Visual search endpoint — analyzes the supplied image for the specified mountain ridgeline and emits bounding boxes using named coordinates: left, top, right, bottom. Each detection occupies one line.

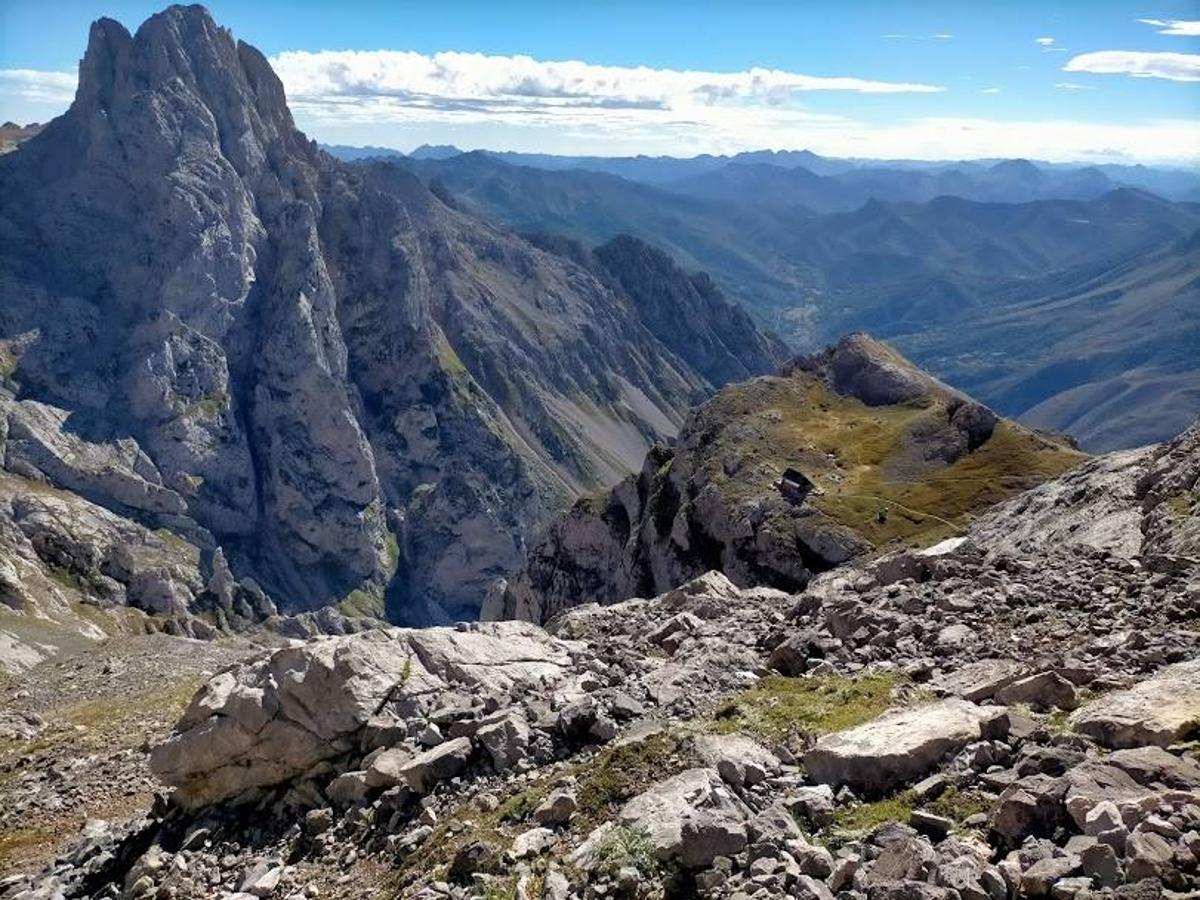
left=393, top=151, right=1200, bottom=451
left=0, top=5, right=785, bottom=626
left=491, top=334, right=1083, bottom=623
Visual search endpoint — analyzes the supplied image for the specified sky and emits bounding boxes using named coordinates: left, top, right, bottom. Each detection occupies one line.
left=1, top=0, right=1199, bottom=164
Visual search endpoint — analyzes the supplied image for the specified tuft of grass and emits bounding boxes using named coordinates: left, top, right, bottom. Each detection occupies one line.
left=926, top=786, right=993, bottom=824
left=496, top=785, right=548, bottom=824
left=594, top=826, right=658, bottom=878
left=828, top=791, right=915, bottom=838
left=710, top=673, right=899, bottom=744
left=575, top=732, right=694, bottom=826
left=481, top=877, right=517, bottom=900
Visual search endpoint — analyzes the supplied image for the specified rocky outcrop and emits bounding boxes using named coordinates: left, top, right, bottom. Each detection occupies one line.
left=0, top=5, right=788, bottom=626
left=149, top=621, right=575, bottom=807
left=1139, top=421, right=1200, bottom=564
left=969, top=420, right=1200, bottom=569
left=1068, top=659, right=1200, bottom=749
left=494, top=334, right=1081, bottom=622
left=966, top=446, right=1152, bottom=558
left=618, top=768, right=750, bottom=868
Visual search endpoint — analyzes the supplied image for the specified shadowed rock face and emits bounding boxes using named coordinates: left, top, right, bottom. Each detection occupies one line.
left=0, top=5, right=783, bottom=623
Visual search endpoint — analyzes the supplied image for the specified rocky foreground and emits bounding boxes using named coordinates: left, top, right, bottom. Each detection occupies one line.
left=1, top=425, right=1197, bottom=900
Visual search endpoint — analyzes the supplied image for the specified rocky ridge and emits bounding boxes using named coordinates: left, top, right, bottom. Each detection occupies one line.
left=491, top=333, right=1082, bottom=623
left=2, top=422, right=1195, bottom=899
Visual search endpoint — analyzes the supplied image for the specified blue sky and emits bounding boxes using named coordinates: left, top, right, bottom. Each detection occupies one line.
left=2, top=0, right=1198, bottom=162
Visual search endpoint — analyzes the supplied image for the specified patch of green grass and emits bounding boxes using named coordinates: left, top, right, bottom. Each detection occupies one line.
left=338, top=588, right=384, bottom=619
left=926, top=786, right=993, bottom=824
left=384, top=532, right=400, bottom=577
left=575, top=731, right=695, bottom=825
left=184, top=392, right=227, bottom=418
left=481, top=877, right=517, bottom=900
left=1165, top=491, right=1196, bottom=518
left=496, top=784, right=548, bottom=824
left=711, top=673, right=899, bottom=744
left=153, top=528, right=200, bottom=562
left=0, top=678, right=203, bottom=763
left=435, top=332, right=469, bottom=379
left=828, top=791, right=915, bottom=837
left=46, top=567, right=85, bottom=594
left=0, top=825, right=57, bottom=861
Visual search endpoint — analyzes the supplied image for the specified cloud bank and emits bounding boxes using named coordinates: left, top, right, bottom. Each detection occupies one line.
left=2, top=51, right=1197, bottom=164
left=1064, top=50, right=1200, bottom=82
left=0, top=69, right=77, bottom=105
left=1138, top=18, right=1200, bottom=36
left=268, top=49, right=945, bottom=121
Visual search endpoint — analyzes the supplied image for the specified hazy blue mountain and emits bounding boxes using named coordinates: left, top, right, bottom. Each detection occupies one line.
left=391, top=152, right=1200, bottom=448
left=408, top=143, right=464, bottom=160
left=320, top=143, right=406, bottom=161
left=895, top=230, right=1200, bottom=451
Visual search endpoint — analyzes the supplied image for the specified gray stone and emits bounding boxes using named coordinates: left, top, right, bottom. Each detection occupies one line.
left=804, top=699, right=1008, bottom=793
left=1069, top=660, right=1200, bottom=749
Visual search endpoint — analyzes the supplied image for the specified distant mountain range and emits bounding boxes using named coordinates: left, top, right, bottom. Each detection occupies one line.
left=377, top=149, right=1200, bottom=451
left=323, top=142, right=1200, bottom=201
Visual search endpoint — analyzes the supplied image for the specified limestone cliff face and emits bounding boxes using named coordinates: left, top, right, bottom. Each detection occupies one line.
left=494, top=334, right=1084, bottom=623
left=0, top=6, right=779, bottom=622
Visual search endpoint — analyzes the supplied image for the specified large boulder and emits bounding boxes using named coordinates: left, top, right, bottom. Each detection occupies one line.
left=804, top=699, right=1009, bottom=794
left=150, top=622, right=573, bottom=807
left=1068, top=659, right=1200, bottom=749
left=619, top=768, right=749, bottom=867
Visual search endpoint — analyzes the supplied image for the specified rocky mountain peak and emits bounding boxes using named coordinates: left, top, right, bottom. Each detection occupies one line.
left=0, top=4, right=793, bottom=628
left=787, top=331, right=961, bottom=407
left=69, top=4, right=307, bottom=177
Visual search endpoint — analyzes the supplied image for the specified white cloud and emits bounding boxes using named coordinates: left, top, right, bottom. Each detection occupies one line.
left=0, top=69, right=76, bottom=104
left=981, top=87, right=1002, bottom=93
left=1064, top=50, right=1200, bottom=82
left=1138, top=18, right=1200, bottom=36
left=1055, top=82, right=1093, bottom=90
left=1036, top=37, right=1056, bottom=46
left=2, top=53, right=1197, bottom=166
left=268, top=50, right=944, bottom=129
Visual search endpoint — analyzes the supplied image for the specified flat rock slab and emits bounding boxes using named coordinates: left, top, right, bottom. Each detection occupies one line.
left=1068, top=659, right=1200, bottom=749
left=930, top=659, right=1025, bottom=702
left=804, top=698, right=1009, bottom=794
